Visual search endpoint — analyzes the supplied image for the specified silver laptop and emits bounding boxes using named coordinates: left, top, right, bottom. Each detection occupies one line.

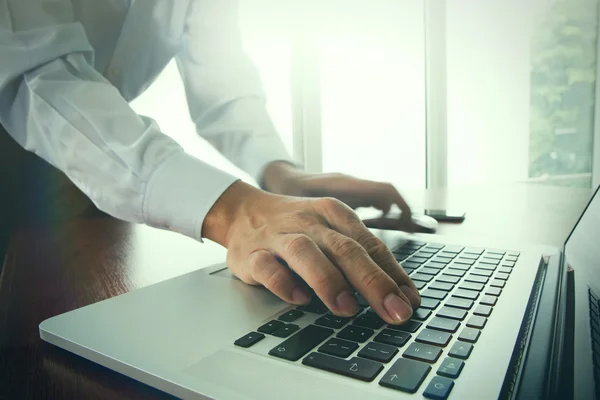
left=39, top=187, right=600, bottom=399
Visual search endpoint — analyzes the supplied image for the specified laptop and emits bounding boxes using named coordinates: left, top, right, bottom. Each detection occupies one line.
left=39, top=186, right=600, bottom=399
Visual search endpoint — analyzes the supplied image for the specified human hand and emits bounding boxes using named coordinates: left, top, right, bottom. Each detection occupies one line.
left=202, top=181, right=421, bottom=324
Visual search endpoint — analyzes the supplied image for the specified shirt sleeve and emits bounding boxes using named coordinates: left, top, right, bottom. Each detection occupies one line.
left=0, top=7, right=239, bottom=241
left=175, top=0, right=296, bottom=184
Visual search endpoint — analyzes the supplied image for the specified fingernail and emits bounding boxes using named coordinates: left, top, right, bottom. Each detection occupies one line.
left=400, top=285, right=421, bottom=308
left=292, top=287, right=310, bottom=304
left=383, top=293, right=413, bottom=323
left=336, top=290, right=358, bottom=314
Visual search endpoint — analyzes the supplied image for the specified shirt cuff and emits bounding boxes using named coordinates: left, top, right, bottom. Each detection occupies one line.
left=143, top=151, right=239, bottom=242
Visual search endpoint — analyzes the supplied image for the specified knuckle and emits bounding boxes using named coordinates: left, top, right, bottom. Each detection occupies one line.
left=356, top=231, right=385, bottom=253
left=329, top=234, right=364, bottom=260
left=265, top=266, right=289, bottom=293
left=285, top=234, right=314, bottom=259
left=317, top=197, right=344, bottom=212
left=361, top=268, right=387, bottom=290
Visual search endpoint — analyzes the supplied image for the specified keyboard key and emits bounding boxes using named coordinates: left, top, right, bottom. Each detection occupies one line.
left=427, top=243, right=445, bottom=249
left=454, top=258, right=475, bottom=265
left=445, top=297, right=474, bottom=310
left=482, top=253, right=502, bottom=260
left=464, top=247, right=484, bottom=255
left=436, top=306, right=467, bottom=321
left=485, top=287, right=502, bottom=296
left=412, top=308, right=432, bottom=321
left=403, top=342, right=443, bottom=363
left=443, top=269, right=466, bottom=277
left=234, top=332, right=265, bottom=348
left=472, top=268, right=494, bottom=277
left=355, top=293, right=369, bottom=308
left=422, top=289, right=448, bottom=300
left=315, top=314, right=352, bottom=329
left=459, top=282, right=484, bottom=291
left=388, top=320, right=422, bottom=333
left=453, top=289, right=480, bottom=301
left=297, top=299, right=328, bottom=314
left=424, top=376, right=454, bottom=400
left=459, top=253, right=480, bottom=260
left=458, top=327, right=481, bottom=343
left=303, top=352, right=383, bottom=382
left=420, top=298, right=441, bottom=309
left=467, top=316, right=487, bottom=329
left=505, top=255, right=518, bottom=262
left=408, top=256, right=430, bottom=264
left=416, top=328, right=452, bottom=347
left=272, top=324, right=300, bottom=338
left=379, top=358, right=431, bottom=393
left=269, top=324, right=333, bottom=361
left=358, top=342, right=399, bottom=363
left=412, top=273, right=434, bottom=283
left=496, top=272, right=510, bottom=281
left=395, top=254, right=408, bottom=262
left=480, top=295, right=498, bottom=306
left=414, top=280, right=427, bottom=290
left=436, top=275, right=461, bottom=284
left=474, top=305, right=493, bottom=317
left=427, top=261, right=448, bottom=269
left=490, top=279, right=506, bottom=288
left=475, top=263, right=497, bottom=271
left=487, top=250, right=506, bottom=256
left=353, top=312, right=385, bottom=330
left=502, top=261, right=516, bottom=267
left=427, top=317, right=461, bottom=333
left=498, top=267, right=512, bottom=274
left=431, top=258, right=451, bottom=265
left=420, top=267, right=441, bottom=276
left=258, top=320, right=286, bottom=334
left=448, top=341, right=473, bottom=359
left=278, top=309, right=304, bottom=322
left=337, top=326, right=374, bottom=343
left=428, top=282, right=454, bottom=292
left=393, top=247, right=416, bottom=256
left=507, top=251, right=520, bottom=257
left=415, top=251, right=435, bottom=258
left=465, top=274, right=489, bottom=284
left=449, top=263, right=471, bottom=271
left=373, top=329, right=411, bottom=347
left=437, top=252, right=457, bottom=260
left=437, top=357, right=465, bottom=379
left=442, top=246, right=464, bottom=254
left=318, top=338, right=359, bottom=358
left=402, top=261, right=422, bottom=269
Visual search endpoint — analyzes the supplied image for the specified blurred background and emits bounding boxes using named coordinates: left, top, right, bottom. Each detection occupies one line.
left=130, top=0, right=600, bottom=191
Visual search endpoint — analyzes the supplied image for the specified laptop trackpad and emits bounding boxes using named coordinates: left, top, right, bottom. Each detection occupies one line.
left=183, top=349, right=390, bottom=400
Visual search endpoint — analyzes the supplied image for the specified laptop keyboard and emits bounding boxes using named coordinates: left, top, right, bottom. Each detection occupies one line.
left=589, top=289, right=600, bottom=397
left=234, top=241, right=520, bottom=399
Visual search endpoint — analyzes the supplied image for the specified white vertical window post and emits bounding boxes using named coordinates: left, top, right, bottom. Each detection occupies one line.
left=594, top=0, right=600, bottom=189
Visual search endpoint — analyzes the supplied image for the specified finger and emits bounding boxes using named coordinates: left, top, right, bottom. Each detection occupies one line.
left=385, top=184, right=413, bottom=222
left=275, top=233, right=359, bottom=317
left=362, top=217, right=420, bottom=232
left=248, top=250, right=311, bottom=305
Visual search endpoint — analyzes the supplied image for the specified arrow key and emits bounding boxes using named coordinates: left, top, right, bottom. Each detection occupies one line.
left=303, top=352, right=383, bottom=382
left=379, top=358, right=431, bottom=393
left=437, top=357, right=465, bottom=379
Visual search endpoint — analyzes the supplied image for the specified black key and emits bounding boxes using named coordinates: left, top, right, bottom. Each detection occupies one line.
left=426, top=243, right=445, bottom=250
left=374, top=329, right=411, bottom=347
left=427, top=261, right=448, bottom=269
left=467, top=316, right=487, bottom=329
left=403, top=342, right=443, bottom=363
left=272, top=324, right=300, bottom=338
left=278, top=309, right=304, bottom=322
left=412, top=308, right=432, bottom=321
left=420, top=298, right=441, bottom=309
left=416, top=328, right=452, bottom=347
left=459, top=253, right=480, bottom=260
left=436, top=275, right=460, bottom=284
left=415, top=251, right=435, bottom=259
left=356, top=293, right=369, bottom=308
left=475, top=263, right=497, bottom=271
left=395, top=254, right=408, bottom=262
left=443, top=269, right=466, bottom=277
left=474, top=305, right=493, bottom=317
left=297, top=300, right=328, bottom=314
left=436, top=306, right=467, bottom=321
left=393, top=247, right=416, bottom=256
left=453, top=289, right=479, bottom=300
left=454, top=258, right=475, bottom=265
left=408, top=256, right=430, bottom=264
left=411, top=273, right=434, bottom=283
left=403, top=267, right=415, bottom=274
left=423, top=246, right=442, bottom=253
left=402, top=261, right=422, bottom=269
left=428, top=282, right=454, bottom=291
left=490, top=279, right=506, bottom=288
left=379, top=358, right=431, bottom=393
left=303, top=352, right=383, bottom=382
left=269, top=324, right=333, bottom=361
left=420, top=267, right=441, bottom=276
left=485, top=287, right=502, bottom=296
left=465, top=274, right=489, bottom=284
left=437, top=357, right=465, bottom=379
left=258, top=320, right=286, bottom=334
left=337, top=326, right=374, bottom=343
left=445, top=297, right=474, bottom=310
left=388, top=320, right=422, bottom=333
left=458, top=327, right=481, bottom=343
left=471, top=269, right=493, bottom=277
left=427, top=317, right=460, bottom=333
left=498, top=267, right=512, bottom=274
left=431, top=258, right=451, bottom=265
left=318, top=338, right=359, bottom=358
left=480, top=295, right=498, bottom=306
left=414, top=280, right=427, bottom=290
left=442, top=246, right=464, bottom=254
left=496, top=272, right=510, bottom=281
left=424, top=376, right=454, bottom=400
left=359, top=341, right=399, bottom=363
left=464, top=247, right=484, bottom=255
left=459, top=282, right=484, bottom=291
left=234, top=332, right=265, bottom=348
left=449, top=264, right=471, bottom=272
left=315, top=314, right=352, bottom=329
left=448, top=341, right=473, bottom=359
left=353, top=312, right=385, bottom=330
left=422, top=289, right=448, bottom=300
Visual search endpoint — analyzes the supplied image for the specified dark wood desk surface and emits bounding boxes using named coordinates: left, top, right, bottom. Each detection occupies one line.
left=0, top=184, right=592, bottom=399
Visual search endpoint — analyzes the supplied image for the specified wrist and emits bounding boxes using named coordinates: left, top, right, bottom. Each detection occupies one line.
left=261, top=161, right=305, bottom=195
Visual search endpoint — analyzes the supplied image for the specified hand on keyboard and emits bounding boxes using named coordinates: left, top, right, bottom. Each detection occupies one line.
left=203, top=181, right=421, bottom=324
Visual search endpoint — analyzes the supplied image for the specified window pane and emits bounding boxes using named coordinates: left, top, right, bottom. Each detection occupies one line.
left=446, top=0, right=597, bottom=188
left=319, top=0, right=427, bottom=190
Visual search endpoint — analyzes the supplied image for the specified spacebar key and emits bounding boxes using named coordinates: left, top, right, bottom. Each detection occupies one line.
left=269, top=324, right=333, bottom=361
left=303, top=352, right=384, bottom=382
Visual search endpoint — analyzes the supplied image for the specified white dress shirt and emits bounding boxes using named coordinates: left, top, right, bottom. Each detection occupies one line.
left=0, top=0, right=294, bottom=241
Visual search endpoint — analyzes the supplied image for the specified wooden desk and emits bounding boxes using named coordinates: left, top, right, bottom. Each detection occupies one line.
left=0, top=184, right=591, bottom=399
